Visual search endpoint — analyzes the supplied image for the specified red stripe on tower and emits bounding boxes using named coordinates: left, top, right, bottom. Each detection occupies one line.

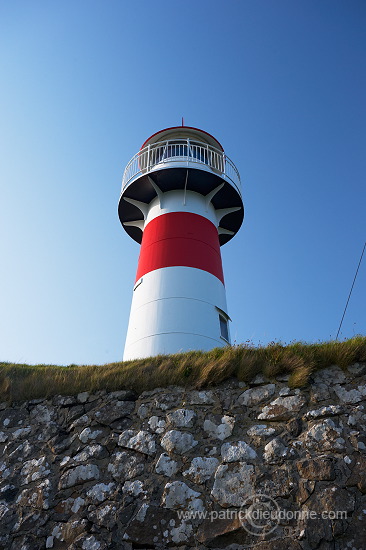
left=135, top=212, right=225, bottom=284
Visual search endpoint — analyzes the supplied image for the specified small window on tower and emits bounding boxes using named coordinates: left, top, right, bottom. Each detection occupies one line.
left=219, top=314, right=229, bottom=342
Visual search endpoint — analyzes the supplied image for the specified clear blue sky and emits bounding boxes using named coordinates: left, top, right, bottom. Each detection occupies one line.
left=1, top=1, right=365, bottom=365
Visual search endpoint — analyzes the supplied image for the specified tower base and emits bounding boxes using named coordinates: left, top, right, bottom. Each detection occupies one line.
left=123, top=266, right=230, bottom=361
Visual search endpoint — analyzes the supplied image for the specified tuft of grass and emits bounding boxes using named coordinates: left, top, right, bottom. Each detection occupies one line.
left=0, top=336, right=365, bottom=403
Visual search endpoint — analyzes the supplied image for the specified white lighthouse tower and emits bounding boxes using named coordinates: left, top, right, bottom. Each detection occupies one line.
left=119, top=126, right=244, bottom=361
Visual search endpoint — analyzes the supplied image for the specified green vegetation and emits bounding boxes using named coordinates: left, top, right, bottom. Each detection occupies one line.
left=1, top=337, right=365, bottom=403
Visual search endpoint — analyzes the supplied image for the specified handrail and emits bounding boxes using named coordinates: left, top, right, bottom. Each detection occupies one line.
left=121, top=138, right=241, bottom=196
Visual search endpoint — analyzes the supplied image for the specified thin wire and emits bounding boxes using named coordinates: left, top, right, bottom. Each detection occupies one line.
left=336, top=241, right=366, bottom=340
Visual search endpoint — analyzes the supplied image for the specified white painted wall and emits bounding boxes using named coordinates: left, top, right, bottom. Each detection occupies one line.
left=145, top=189, right=217, bottom=228
left=123, top=266, right=229, bottom=360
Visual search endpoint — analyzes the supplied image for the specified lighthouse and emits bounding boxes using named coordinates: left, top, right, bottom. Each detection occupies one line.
left=119, top=126, right=244, bottom=361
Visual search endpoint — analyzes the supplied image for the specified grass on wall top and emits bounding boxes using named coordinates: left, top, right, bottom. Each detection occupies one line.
left=0, top=336, right=365, bottom=403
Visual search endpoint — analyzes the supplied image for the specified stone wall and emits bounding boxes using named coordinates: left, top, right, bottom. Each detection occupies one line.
left=0, top=363, right=365, bottom=550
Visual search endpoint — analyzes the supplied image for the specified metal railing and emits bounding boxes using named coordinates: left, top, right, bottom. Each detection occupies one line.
left=121, top=138, right=241, bottom=195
